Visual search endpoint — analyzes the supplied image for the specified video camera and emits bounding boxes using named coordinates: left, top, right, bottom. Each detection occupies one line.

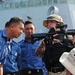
left=31, top=24, right=75, bottom=45
left=31, top=24, right=67, bottom=39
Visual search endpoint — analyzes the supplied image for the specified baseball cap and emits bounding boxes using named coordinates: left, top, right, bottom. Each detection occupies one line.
left=43, top=14, right=64, bottom=28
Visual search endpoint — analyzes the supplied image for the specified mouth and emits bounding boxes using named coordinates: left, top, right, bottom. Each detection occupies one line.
left=16, top=34, right=21, bottom=37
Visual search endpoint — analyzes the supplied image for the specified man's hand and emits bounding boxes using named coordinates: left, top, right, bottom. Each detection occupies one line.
left=0, top=64, right=3, bottom=75
left=52, top=34, right=61, bottom=44
left=36, top=40, right=46, bottom=57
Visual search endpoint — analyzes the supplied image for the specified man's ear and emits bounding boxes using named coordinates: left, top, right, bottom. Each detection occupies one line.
left=33, top=27, right=36, bottom=33
left=10, top=24, right=14, bottom=30
left=34, top=27, right=36, bottom=31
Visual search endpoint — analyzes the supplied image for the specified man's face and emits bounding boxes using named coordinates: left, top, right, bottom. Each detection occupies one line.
left=24, top=23, right=35, bottom=39
left=47, top=20, right=57, bottom=29
left=10, top=22, right=24, bottom=38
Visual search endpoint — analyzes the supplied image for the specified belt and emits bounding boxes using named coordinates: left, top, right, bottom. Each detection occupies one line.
left=4, top=73, right=15, bottom=75
left=20, top=69, right=43, bottom=75
left=4, top=72, right=18, bottom=75
left=50, top=67, right=65, bottom=73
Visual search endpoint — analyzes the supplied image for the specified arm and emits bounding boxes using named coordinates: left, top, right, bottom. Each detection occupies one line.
left=16, top=46, right=21, bottom=75
left=0, top=64, right=3, bottom=75
left=36, top=34, right=59, bottom=56
left=36, top=40, right=46, bottom=56
left=62, top=39, right=74, bottom=52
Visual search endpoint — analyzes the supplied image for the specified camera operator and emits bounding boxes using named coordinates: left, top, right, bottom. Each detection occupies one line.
left=36, top=14, right=74, bottom=75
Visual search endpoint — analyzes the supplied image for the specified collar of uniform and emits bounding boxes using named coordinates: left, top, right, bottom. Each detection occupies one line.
left=24, top=37, right=32, bottom=43
left=24, top=37, right=38, bottom=44
left=7, top=39, right=13, bottom=44
left=2, top=29, right=13, bottom=43
left=24, top=37, right=29, bottom=42
left=2, top=29, right=7, bottom=38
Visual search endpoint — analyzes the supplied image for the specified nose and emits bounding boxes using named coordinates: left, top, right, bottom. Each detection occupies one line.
left=20, top=29, right=23, bottom=34
left=28, top=29, right=32, bottom=33
left=48, top=22, right=52, bottom=25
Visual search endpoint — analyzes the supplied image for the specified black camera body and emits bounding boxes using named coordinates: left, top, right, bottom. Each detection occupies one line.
left=31, top=24, right=67, bottom=44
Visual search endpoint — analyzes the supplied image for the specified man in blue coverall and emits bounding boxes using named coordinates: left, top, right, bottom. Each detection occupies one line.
left=19, top=21, right=48, bottom=75
left=0, top=17, right=24, bottom=75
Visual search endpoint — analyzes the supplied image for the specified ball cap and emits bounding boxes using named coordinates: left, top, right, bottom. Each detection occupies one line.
left=43, top=14, right=64, bottom=28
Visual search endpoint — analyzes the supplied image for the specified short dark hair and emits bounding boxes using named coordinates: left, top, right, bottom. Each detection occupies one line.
left=24, top=21, right=34, bottom=27
left=5, top=17, right=24, bottom=27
